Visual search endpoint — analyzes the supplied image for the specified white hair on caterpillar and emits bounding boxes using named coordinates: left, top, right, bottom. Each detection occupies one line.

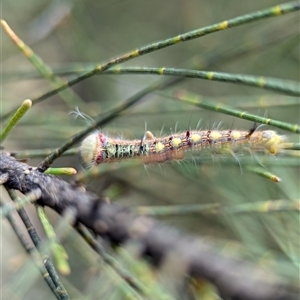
left=79, top=127, right=287, bottom=169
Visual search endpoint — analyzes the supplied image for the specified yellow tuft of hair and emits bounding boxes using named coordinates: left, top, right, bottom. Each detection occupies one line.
left=190, top=133, right=201, bottom=143
left=172, top=137, right=182, bottom=148
left=156, top=142, right=165, bottom=153
left=261, top=130, right=286, bottom=155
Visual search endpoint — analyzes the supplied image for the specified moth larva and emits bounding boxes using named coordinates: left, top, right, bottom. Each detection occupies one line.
left=80, top=128, right=286, bottom=168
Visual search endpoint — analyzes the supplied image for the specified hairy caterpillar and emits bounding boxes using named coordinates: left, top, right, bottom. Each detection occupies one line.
left=79, top=128, right=286, bottom=168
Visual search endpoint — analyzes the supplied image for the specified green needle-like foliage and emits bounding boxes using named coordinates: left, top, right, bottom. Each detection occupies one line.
left=1, top=2, right=299, bottom=300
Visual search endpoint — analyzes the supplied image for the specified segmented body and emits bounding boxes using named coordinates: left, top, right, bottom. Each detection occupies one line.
left=80, top=129, right=286, bottom=167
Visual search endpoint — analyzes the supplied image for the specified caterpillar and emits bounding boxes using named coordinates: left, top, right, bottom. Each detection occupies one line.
left=79, top=128, right=286, bottom=168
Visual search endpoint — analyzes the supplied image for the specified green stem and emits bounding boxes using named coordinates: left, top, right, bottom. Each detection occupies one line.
left=7, top=189, right=70, bottom=300
left=173, top=90, right=300, bottom=133
left=1, top=20, right=84, bottom=108
left=103, top=66, right=300, bottom=96
left=0, top=197, right=62, bottom=300
left=0, top=99, right=32, bottom=143
left=0, top=189, right=41, bottom=218
left=136, top=200, right=300, bottom=217
left=2, top=1, right=299, bottom=121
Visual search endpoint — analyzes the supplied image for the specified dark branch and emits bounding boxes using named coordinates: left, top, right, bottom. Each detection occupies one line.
left=0, top=152, right=298, bottom=300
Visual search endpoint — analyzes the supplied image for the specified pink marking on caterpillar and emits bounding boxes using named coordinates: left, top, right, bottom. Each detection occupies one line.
left=79, top=129, right=286, bottom=168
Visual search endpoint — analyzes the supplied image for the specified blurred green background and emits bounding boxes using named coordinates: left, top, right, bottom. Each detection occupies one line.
left=1, top=1, right=299, bottom=299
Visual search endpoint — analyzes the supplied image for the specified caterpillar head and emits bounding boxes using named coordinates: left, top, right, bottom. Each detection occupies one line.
left=80, top=131, right=107, bottom=168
